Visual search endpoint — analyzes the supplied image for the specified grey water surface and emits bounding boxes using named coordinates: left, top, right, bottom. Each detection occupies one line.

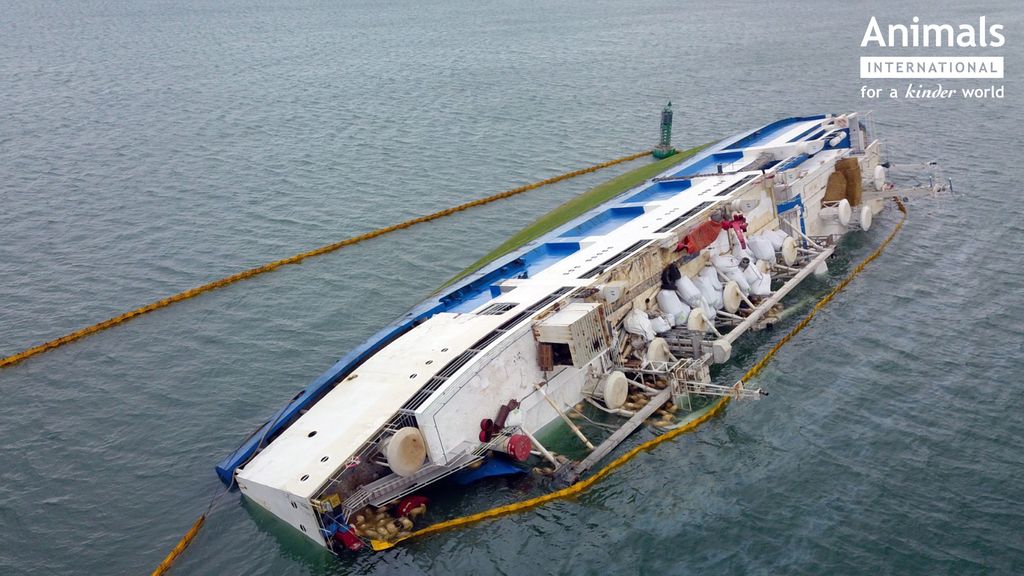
left=2, top=0, right=1022, bottom=574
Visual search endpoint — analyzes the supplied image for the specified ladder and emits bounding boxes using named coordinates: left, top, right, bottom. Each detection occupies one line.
left=339, top=452, right=480, bottom=521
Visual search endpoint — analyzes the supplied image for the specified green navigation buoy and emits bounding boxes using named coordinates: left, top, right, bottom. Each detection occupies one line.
left=653, top=101, right=677, bottom=159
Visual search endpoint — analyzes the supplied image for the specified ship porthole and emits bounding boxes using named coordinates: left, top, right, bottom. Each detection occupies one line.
left=291, top=502, right=298, bottom=509
left=300, top=474, right=309, bottom=481
left=307, top=431, right=317, bottom=438
left=321, top=456, right=329, bottom=462
left=300, top=525, right=306, bottom=532
left=409, top=373, right=417, bottom=379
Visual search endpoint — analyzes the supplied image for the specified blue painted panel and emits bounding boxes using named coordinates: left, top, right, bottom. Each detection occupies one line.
left=446, top=288, right=501, bottom=313
left=801, top=128, right=826, bottom=142
left=624, top=180, right=691, bottom=203
left=776, top=154, right=810, bottom=172
left=558, top=206, right=644, bottom=238
left=522, top=242, right=580, bottom=275
left=439, top=258, right=531, bottom=308
left=787, top=124, right=823, bottom=143
left=451, top=458, right=525, bottom=485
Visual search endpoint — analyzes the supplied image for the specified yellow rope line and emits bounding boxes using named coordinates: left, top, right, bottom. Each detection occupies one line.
left=370, top=197, right=909, bottom=551
left=1, top=150, right=651, bottom=370
left=150, top=515, right=205, bottom=576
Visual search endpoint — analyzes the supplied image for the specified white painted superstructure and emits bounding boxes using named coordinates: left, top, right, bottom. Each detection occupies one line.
left=233, top=113, right=889, bottom=549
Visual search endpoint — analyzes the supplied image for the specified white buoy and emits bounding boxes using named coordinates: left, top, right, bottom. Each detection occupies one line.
left=385, top=427, right=427, bottom=477
left=873, top=164, right=887, bottom=191
left=838, top=198, right=852, bottom=225
left=819, top=199, right=852, bottom=226
left=723, top=280, right=743, bottom=313
left=859, top=205, right=873, bottom=231
left=597, top=371, right=629, bottom=409
left=814, top=261, right=829, bottom=278
left=781, top=236, right=798, bottom=266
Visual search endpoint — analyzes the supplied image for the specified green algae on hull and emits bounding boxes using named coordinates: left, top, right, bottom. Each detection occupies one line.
left=444, top=143, right=709, bottom=288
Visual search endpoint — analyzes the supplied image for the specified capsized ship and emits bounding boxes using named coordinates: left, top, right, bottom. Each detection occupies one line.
left=217, top=113, right=893, bottom=552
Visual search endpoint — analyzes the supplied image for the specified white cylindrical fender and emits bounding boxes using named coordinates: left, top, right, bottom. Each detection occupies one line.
left=860, top=205, right=873, bottom=231
left=724, top=267, right=751, bottom=295
left=742, top=261, right=760, bottom=285
left=873, top=164, right=887, bottom=191
left=597, top=371, right=629, bottom=410
left=711, top=253, right=740, bottom=273
left=756, top=259, right=770, bottom=274
left=741, top=261, right=772, bottom=296
left=732, top=241, right=755, bottom=262
left=820, top=199, right=852, bottom=226
left=506, top=408, right=523, bottom=427
left=700, top=296, right=717, bottom=322
left=676, top=305, right=690, bottom=325
left=814, top=261, right=829, bottom=278
left=781, top=236, right=798, bottom=266
left=656, top=289, right=687, bottom=319
left=713, top=253, right=750, bottom=294
left=693, top=276, right=723, bottom=310
left=699, top=264, right=723, bottom=291
left=663, top=312, right=676, bottom=328
left=723, top=281, right=743, bottom=313
left=385, top=427, right=427, bottom=477
left=748, top=235, right=775, bottom=261
left=751, top=263, right=772, bottom=295
left=709, top=229, right=730, bottom=255
left=675, top=275, right=703, bottom=307
left=624, top=309, right=656, bottom=341
left=650, top=315, right=672, bottom=334
left=838, top=198, right=852, bottom=224
left=767, top=228, right=788, bottom=250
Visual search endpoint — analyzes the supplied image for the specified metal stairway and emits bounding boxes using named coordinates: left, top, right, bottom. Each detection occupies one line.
left=339, top=452, right=480, bottom=521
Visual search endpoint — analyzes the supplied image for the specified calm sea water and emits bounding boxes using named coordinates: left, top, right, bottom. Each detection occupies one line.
left=2, top=0, right=1022, bottom=574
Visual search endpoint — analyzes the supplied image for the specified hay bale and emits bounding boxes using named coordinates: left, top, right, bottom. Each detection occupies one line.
left=824, top=170, right=847, bottom=203
left=836, top=157, right=863, bottom=206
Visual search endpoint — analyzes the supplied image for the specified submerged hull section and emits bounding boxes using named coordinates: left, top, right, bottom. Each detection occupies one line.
left=222, top=113, right=887, bottom=550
